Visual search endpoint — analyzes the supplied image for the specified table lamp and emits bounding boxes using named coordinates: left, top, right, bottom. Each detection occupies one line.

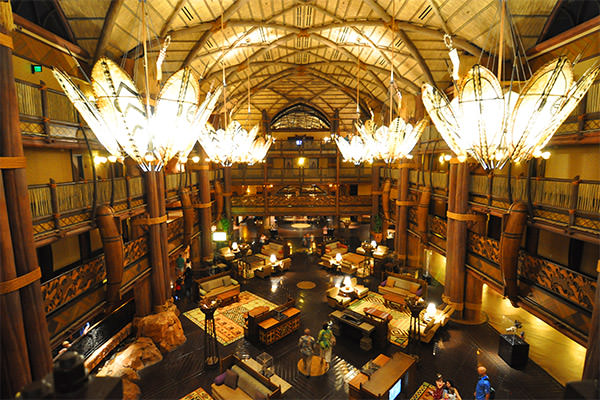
left=270, top=254, right=277, bottom=264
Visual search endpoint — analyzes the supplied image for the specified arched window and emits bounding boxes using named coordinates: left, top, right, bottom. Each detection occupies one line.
left=270, top=103, right=330, bottom=130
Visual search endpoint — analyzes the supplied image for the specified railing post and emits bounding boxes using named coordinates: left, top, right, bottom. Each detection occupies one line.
left=568, top=175, right=580, bottom=229
left=49, top=178, right=60, bottom=231
left=487, top=171, right=493, bottom=207
left=39, top=81, right=50, bottom=138
left=125, top=175, right=132, bottom=209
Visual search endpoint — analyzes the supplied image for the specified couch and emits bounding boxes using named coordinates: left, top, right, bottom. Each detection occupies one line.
left=197, top=272, right=240, bottom=302
left=372, top=245, right=389, bottom=259
left=326, top=287, right=351, bottom=309
left=260, top=242, right=284, bottom=259
left=211, top=356, right=280, bottom=400
left=378, top=273, right=427, bottom=300
left=254, top=265, right=272, bottom=279
left=324, top=241, right=348, bottom=256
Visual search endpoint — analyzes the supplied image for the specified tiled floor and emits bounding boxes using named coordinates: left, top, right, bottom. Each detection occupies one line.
left=138, top=252, right=565, bottom=399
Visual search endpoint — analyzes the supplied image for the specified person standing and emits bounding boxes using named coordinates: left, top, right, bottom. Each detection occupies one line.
left=298, top=329, right=315, bottom=377
left=317, top=323, right=335, bottom=366
left=176, top=253, right=185, bottom=277
left=474, top=366, right=491, bottom=400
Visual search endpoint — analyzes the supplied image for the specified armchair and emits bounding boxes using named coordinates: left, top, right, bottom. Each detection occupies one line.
left=254, top=265, right=272, bottom=279
left=350, top=278, right=368, bottom=299
left=276, top=257, right=291, bottom=272
left=326, top=287, right=351, bottom=309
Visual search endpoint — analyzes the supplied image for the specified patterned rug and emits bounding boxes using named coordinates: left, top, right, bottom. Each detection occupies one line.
left=409, top=382, right=435, bottom=400
left=184, top=291, right=277, bottom=346
left=179, top=386, right=213, bottom=400
left=347, top=292, right=411, bottom=347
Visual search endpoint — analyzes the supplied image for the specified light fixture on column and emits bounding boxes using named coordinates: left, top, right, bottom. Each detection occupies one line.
left=422, top=2, right=600, bottom=170
left=52, top=2, right=221, bottom=172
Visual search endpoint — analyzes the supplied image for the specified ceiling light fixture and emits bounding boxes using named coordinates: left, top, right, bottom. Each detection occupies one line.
left=422, top=1, right=600, bottom=170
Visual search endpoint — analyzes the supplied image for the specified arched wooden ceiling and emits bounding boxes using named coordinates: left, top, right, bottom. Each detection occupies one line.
left=57, top=0, right=557, bottom=131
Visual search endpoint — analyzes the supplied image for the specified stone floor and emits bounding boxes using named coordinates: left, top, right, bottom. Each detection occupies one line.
left=137, top=252, right=565, bottom=399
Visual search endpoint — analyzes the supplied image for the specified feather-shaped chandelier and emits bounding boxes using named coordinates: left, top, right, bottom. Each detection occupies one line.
left=198, top=11, right=272, bottom=167
left=422, top=1, right=600, bottom=170
left=53, top=59, right=221, bottom=171
left=335, top=134, right=373, bottom=165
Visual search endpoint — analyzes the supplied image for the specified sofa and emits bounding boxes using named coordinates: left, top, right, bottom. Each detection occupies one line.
left=378, top=273, right=427, bottom=300
left=211, top=355, right=280, bottom=400
left=260, top=242, right=284, bottom=259
left=372, top=245, right=389, bottom=259
left=324, top=241, right=348, bottom=256
left=326, top=287, right=351, bottom=309
left=196, top=272, right=240, bottom=302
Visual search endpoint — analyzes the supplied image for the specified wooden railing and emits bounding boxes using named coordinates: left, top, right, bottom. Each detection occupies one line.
left=230, top=165, right=371, bottom=183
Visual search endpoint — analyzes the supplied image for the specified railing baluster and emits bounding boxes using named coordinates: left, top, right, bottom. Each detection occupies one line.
left=568, top=175, right=580, bottom=229
left=49, top=178, right=60, bottom=230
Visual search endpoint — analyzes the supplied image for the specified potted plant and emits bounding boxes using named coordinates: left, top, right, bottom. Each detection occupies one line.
left=371, top=213, right=383, bottom=243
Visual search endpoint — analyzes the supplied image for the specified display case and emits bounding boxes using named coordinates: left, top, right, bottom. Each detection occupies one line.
left=256, top=352, right=274, bottom=378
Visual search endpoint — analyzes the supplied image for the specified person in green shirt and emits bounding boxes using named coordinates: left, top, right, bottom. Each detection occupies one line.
left=175, top=253, right=185, bottom=276
left=317, top=323, right=335, bottom=366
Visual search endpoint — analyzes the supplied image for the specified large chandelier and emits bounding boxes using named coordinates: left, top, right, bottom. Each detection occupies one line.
left=356, top=113, right=427, bottom=164
left=53, top=0, right=222, bottom=172
left=198, top=121, right=272, bottom=167
left=335, top=134, right=373, bottom=165
left=198, top=12, right=272, bottom=167
left=422, top=2, right=600, bottom=170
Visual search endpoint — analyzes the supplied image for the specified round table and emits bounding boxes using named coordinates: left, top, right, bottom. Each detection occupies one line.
left=290, top=222, right=312, bottom=229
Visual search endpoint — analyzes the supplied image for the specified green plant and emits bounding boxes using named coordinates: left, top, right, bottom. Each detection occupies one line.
left=372, top=213, right=383, bottom=233
left=217, top=217, right=230, bottom=232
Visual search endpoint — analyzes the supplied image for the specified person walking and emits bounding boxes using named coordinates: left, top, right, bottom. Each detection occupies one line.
left=298, top=328, right=315, bottom=377
left=176, top=253, right=185, bottom=277
left=474, top=366, right=491, bottom=400
left=317, top=323, right=335, bottom=366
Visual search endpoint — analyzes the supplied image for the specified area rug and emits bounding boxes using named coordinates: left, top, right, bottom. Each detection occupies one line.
left=409, top=382, right=435, bottom=400
left=179, top=386, right=213, bottom=400
left=184, top=291, right=277, bottom=346
left=347, top=292, right=411, bottom=347
left=297, top=280, right=316, bottom=289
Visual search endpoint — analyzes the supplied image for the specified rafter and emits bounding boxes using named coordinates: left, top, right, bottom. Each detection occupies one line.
left=94, top=0, right=124, bottom=62
left=159, top=0, right=187, bottom=37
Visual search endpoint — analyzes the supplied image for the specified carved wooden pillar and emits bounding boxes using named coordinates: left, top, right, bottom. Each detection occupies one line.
left=133, top=274, right=152, bottom=318
left=500, top=202, right=528, bottom=306
left=223, top=166, right=232, bottom=236
left=464, top=270, right=484, bottom=323
left=198, top=155, right=213, bottom=266
left=144, top=171, right=167, bottom=309
left=0, top=3, right=52, bottom=392
left=416, top=187, right=431, bottom=267
left=157, top=170, right=171, bottom=291
left=96, top=205, right=124, bottom=308
left=371, top=163, right=381, bottom=233
left=179, top=188, right=193, bottom=248
left=444, top=162, right=469, bottom=319
left=395, top=163, right=410, bottom=266
left=582, top=260, right=600, bottom=380
left=214, top=179, right=224, bottom=219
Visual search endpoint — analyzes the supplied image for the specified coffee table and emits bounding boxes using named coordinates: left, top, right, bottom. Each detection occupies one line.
left=383, top=293, right=406, bottom=310
left=363, top=307, right=392, bottom=323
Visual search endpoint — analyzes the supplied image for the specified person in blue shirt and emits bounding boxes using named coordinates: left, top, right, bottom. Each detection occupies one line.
left=474, top=366, right=491, bottom=400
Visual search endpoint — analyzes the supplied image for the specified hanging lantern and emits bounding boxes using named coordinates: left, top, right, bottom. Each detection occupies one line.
left=53, top=58, right=221, bottom=171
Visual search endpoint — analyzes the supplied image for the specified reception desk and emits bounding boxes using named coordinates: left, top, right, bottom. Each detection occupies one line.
left=348, top=352, right=416, bottom=400
left=245, top=299, right=301, bottom=345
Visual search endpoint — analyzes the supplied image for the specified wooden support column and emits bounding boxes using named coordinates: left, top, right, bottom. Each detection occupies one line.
left=133, top=274, right=152, bottom=318
left=582, top=260, right=600, bottom=380
left=198, top=156, right=213, bottom=266
left=96, top=205, right=124, bottom=308
left=179, top=188, right=193, bottom=248
left=0, top=174, right=32, bottom=397
left=500, top=202, right=528, bottom=306
left=143, top=171, right=167, bottom=309
left=463, top=269, right=485, bottom=323
left=395, top=162, right=411, bottom=266
left=157, top=170, right=171, bottom=291
left=444, top=162, right=469, bottom=319
left=371, top=163, right=381, bottom=230
left=416, top=187, right=431, bottom=267
left=263, top=162, right=268, bottom=221
left=0, top=2, right=52, bottom=389
left=224, top=166, right=232, bottom=236
left=335, top=151, right=341, bottom=232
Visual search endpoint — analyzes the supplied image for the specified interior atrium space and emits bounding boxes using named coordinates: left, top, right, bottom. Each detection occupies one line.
left=1, top=0, right=600, bottom=399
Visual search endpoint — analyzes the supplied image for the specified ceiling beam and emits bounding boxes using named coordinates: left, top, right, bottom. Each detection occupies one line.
left=94, top=0, right=124, bottom=62
left=427, top=0, right=451, bottom=35
left=159, top=0, right=187, bottom=37
left=182, top=0, right=251, bottom=67
left=361, top=0, right=435, bottom=85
